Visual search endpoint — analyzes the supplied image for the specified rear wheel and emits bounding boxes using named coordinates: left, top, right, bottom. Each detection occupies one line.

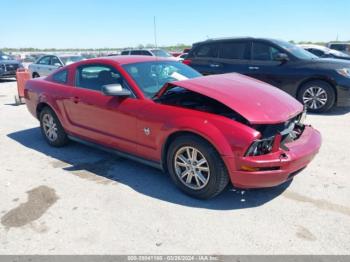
left=167, top=134, right=229, bottom=199
left=39, top=107, right=68, bottom=147
left=32, top=72, right=40, bottom=78
left=297, top=81, right=335, bottom=113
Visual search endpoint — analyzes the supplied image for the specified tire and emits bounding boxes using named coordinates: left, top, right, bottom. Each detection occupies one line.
left=297, top=80, right=335, bottom=113
left=32, top=72, right=40, bottom=78
left=167, top=134, right=229, bottom=199
left=39, top=107, right=68, bottom=147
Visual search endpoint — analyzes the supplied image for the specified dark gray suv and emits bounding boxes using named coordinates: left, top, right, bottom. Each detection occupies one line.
left=185, top=37, right=350, bottom=113
left=0, top=52, right=23, bottom=79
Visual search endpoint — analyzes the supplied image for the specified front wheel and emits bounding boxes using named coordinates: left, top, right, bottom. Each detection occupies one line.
left=167, top=135, right=229, bottom=199
left=297, top=81, right=335, bottom=113
left=39, top=107, right=68, bottom=147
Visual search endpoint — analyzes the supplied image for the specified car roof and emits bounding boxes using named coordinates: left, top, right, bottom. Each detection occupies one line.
left=73, top=55, right=175, bottom=65
left=121, top=49, right=162, bottom=52
left=328, top=42, right=350, bottom=45
left=59, top=54, right=83, bottom=57
left=299, top=44, right=349, bottom=57
left=193, top=37, right=282, bottom=45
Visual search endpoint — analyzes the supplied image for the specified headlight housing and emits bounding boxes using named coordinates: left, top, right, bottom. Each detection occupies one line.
left=245, top=137, right=275, bottom=156
left=336, top=68, right=350, bottom=78
left=245, top=108, right=307, bottom=157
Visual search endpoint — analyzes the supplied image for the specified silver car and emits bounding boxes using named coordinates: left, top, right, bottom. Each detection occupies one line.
left=120, top=49, right=173, bottom=57
left=28, top=55, right=84, bottom=78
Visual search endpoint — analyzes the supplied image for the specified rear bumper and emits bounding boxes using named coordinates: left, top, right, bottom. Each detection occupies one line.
left=224, top=126, right=321, bottom=188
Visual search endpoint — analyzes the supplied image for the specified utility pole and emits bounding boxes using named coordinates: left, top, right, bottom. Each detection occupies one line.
left=154, top=16, right=158, bottom=48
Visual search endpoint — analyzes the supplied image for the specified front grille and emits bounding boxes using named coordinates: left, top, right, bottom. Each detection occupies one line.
left=4, top=64, right=19, bottom=72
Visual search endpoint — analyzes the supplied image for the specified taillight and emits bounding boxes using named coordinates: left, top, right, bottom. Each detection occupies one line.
left=182, top=59, right=192, bottom=65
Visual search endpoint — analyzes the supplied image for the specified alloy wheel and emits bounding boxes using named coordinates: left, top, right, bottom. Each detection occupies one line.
left=42, top=113, right=58, bottom=142
left=302, top=86, right=328, bottom=110
left=174, top=146, right=210, bottom=190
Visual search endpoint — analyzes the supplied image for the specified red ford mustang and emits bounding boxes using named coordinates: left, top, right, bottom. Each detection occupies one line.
left=24, top=56, right=321, bottom=199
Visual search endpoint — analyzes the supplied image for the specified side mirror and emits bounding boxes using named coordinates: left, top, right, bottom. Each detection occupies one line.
left=54, top=63, right=62, bottom=67
left=102, top=84, right=131, bottom=97
left=274, top=53, right=289, bottom=62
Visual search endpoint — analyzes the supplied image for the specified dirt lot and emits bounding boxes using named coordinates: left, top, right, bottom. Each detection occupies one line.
left=0, top=79, right=349, bottom=254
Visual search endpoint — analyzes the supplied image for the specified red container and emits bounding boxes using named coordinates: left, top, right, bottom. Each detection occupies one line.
left=15, top=68, right=30, bottom=105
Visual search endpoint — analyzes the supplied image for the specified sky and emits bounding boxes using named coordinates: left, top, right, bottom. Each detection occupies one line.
left=1, top=0, right=349, bottom=49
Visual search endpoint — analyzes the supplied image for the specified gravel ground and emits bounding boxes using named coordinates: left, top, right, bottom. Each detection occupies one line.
left=0, top=79, right=349, bottom=254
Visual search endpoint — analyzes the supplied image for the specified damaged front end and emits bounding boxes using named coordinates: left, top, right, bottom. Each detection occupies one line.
left=245, top=108, right=307, bottom=157
left=231, top=106, right=321, bottom=188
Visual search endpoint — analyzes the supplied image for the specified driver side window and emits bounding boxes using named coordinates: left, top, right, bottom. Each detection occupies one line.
left=51, top=56, right=62, bottom=66
left=38, top=56, right=51, bottom=65
left=252, top=42, right=280, bottom=61
left=75, top=65, right=125, bottom=91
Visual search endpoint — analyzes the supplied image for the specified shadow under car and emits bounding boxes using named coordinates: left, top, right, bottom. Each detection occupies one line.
left=7, top=127, right=293, bottom=210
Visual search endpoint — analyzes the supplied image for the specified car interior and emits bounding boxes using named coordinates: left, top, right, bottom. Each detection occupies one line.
left=77, top=68, right=123, bottom=91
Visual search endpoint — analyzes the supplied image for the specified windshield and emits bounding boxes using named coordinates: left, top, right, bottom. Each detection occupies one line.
left=123, top=61, right=201, bottom=98
left=151, top=49, right=172, bottom=57
left=60, top=56, right=84, bottom=65
left=273, top=40, right=318, bottom=60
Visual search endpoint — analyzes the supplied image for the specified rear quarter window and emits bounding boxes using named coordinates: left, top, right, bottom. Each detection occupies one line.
left=52, top=70, right=68, bottom=84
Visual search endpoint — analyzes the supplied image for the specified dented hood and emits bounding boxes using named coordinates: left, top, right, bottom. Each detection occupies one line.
left=168, top=73, right=303, bottom=124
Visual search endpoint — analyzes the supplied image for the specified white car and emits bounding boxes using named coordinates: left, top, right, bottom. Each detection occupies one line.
left=120, top=49, right=175, bottom=58
left=299, top=44, right=350, bottom=60
left=28, top=55, right=85, bottom=78
left=327, top=42, right=350, bottom=55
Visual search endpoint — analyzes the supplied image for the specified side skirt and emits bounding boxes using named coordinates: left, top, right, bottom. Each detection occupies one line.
left=67, top=135, right=163, bottom=171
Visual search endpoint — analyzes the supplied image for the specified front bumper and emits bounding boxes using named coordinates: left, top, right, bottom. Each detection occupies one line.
left=335, top=77, right=350, bottom=107
left=224, top=126, right=321, bottom=188
left=0, top=69, right=17, bottom=78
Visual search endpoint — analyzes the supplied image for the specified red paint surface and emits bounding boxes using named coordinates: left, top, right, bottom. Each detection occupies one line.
left=24, top=57, right=321, bottom=188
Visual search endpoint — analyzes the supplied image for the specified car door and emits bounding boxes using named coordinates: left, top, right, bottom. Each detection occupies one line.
left=216, top=40, right=251, bottom=75
left=35, top=56, right=52, bottom=76
left=246, top=41, right=293, bottom=92
left=63, top=63, right=141, bottom=154
left=50, top=56, right=63, bottom=72
left=187, top=43, right=221, bottom=75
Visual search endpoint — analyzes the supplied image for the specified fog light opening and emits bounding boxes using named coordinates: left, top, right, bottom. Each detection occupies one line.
left=240, top=165, right=281, bottom=172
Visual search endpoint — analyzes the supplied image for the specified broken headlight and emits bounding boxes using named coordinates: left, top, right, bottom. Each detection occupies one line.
left=245, top=136, right=275, bottom=156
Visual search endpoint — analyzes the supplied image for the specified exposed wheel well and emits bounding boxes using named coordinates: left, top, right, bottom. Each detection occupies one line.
left=36, top=102, right=51, bottom=119
left=161, top=131, right=221, bottom=172
left=297, top=78, right=337, bottom=103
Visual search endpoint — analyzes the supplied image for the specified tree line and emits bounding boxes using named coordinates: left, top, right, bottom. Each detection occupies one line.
left=2, top=41, right=350, bottom=53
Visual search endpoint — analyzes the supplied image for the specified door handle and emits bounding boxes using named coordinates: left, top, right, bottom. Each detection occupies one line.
left=209, top=63, right=221, bottom=68
left=248, top=66, right=260, bottom=70
left=72, top=96, right=80, bottom=104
